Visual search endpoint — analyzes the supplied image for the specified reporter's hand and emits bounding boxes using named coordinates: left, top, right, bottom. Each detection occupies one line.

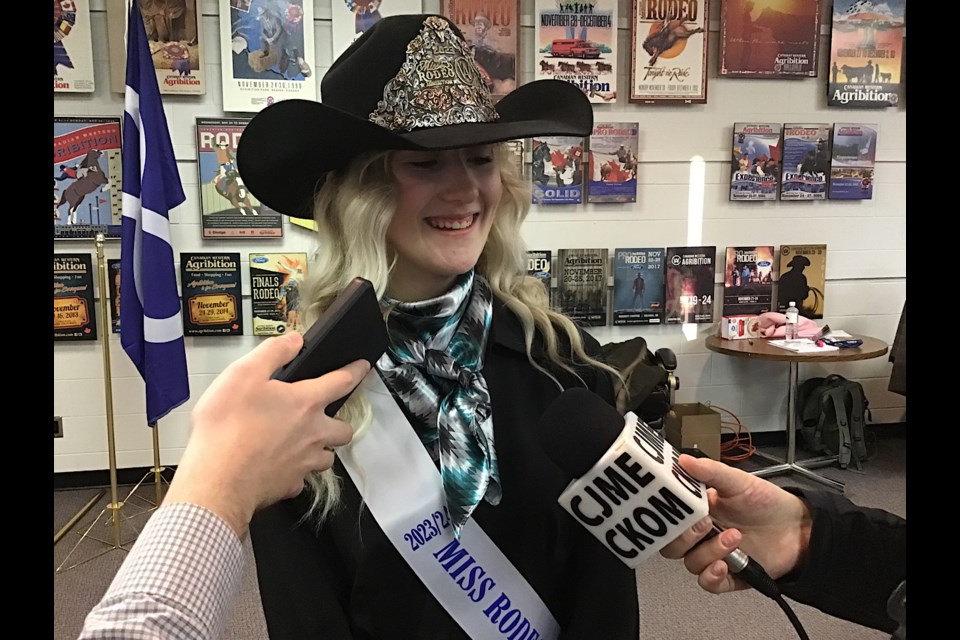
left=659, top=455, right=812, bottom=595
left=164, top=332, right=371, bottom=537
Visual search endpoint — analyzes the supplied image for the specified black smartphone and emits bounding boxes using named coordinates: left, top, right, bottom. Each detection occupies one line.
left=271, top=277, right=388, bottom=416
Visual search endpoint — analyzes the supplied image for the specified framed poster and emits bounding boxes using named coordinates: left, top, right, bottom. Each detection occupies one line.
left=181, top=253, right=244, bottom=336
left=107, top=258, right=121, bottom=333
left=556, top=248, right=609, bottom=327
left=586, top=122, right=638, bottom=204
left=664, top=246, right=716, bottom=324
left=219, top=0, right=317, bottom=112
left=719, top=0, right=821, bottom=78
left=629, top=0, right=709, bottom=104
left=828, top=123, right=877, bottom=200
left=106, top=0, right=206, bottom=94
left=722, top=245, right=774, bottom=316
left=828, top=1, right=905, bottom=108
left=54, top=0, right=95, bottom=93
left=54, top=253, right=97, bottom=341
left=195, top=117, right=284, bottom=238
left=780, top=124, right=831, bottom=201
left=531, top=136, right=585, bottom=205
left=730, top=122, right=782, bottom=202
left=778, top=244, right=827, bottom=319
left=533, top=0, right=618, bottom=104
left=612, top=248, right=664, bottom=326
left=441, top=0, right=520, bottom=102
left=54, top=117, right=124, bottom=240
left=330, top=0, right=423, bottom=68
left=249, top=252, right=307, bottom=336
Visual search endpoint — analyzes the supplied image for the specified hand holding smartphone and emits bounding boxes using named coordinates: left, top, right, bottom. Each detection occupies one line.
left=272, top=277, right=388, bottom=416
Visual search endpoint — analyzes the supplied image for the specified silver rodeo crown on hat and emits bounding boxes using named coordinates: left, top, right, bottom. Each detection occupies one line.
left=236, top=14, right=594, bottom=220
left=370, top=16, right=500, bottom=131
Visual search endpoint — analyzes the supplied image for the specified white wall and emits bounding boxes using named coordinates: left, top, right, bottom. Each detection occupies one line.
left=54, top=0, right=906, bottom=473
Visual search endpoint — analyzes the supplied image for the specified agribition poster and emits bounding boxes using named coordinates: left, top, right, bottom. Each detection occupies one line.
left=719, top=0, right=821, bottom=78
left=534, top=0, right=619, bottom=104
left=54, top=253, right=97, bottom=341
left=828, top=0, right=905, bottom=108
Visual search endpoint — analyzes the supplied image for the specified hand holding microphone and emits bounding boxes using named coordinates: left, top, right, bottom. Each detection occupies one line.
left=536, top=388, right=780, bottom=599
left=658, top=454, right=814, bottom=595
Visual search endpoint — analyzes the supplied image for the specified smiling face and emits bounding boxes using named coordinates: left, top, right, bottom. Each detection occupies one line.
left=385, top=145, right=502, bottom=301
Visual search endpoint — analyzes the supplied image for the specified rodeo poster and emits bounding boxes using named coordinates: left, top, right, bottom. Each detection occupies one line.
left=195, top=118, right=283, bottom=238
left=722, top=245, right=774, bottom=316
left=533, top=0, right=618, bottom=104
left=531, top=136, right=585, bottom=205
left=526, top=249, right=553, bottom=306
left=586, top=122, right=639, bottom=204
left=629, top=0, right=709, bottom=104
left=719, top=0, right=821, bottom=79
left=249, top=252, right=307, bottom=336
left=219, top=0, right=316, bottom=113
left=612, top=248, right=664, bottom=326
left=106, top=0, right=206, bottom=95
left=441, top=0, right=520, bottom=103
left=780, top=124, right=832, bottom=201
left=55, top=0, right=95, bottom=93
left=54, top=117, right=123, bottom=240
left=330, top=0, right=422, bottom=68
left=54, top=253, right=97, bottom=342
left=180, top=253, right=244, bottom=337
left=828, top=0, right=905, bottom=108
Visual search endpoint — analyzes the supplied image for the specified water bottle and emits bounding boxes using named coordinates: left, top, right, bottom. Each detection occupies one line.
left=784, top=301, right=799, bottom=343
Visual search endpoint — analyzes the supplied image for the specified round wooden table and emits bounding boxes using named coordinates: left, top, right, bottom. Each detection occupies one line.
left=704, top=334, right=888, bottom=491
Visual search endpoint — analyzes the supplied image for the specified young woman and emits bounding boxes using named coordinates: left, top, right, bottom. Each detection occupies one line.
left=237, top=14, right=639, bottom=639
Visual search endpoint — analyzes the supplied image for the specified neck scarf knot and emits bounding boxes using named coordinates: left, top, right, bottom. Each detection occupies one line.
left=377, top=271, right=500, bottom=534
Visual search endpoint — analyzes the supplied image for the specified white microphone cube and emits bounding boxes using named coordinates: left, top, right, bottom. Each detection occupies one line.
left=557, top=413, right=709, bottom=568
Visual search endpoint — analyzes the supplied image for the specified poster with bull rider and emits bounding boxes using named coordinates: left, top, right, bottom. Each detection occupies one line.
left=441, top=0, right=521, bottom=103
left=195, top=118, right=283, bottom=239
left=219, top=0, right=316, bottom=112
left=828, top=0, right=905, bottom=108
left=629, top=0, right=709, bottom=105
left=534, top=0, right=618, bottom=104
left=54, top=0, right=95, bottom=93
left=53, top=117, right=123, bottom=240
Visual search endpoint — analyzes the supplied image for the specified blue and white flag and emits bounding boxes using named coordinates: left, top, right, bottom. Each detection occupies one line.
left=120, top=0, right=190, bottom=424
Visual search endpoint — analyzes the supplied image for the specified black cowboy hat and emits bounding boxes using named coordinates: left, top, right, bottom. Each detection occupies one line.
left=236, top=14, right=594, bottom=220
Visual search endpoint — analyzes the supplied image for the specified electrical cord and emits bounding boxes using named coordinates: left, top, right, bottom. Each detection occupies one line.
left=704, top=403, right=757, bottom=462
left=698, top=526, right=811, bottom=640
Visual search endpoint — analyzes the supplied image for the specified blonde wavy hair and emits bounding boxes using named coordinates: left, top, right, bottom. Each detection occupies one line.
left=300, top=142, right=619, bottom=522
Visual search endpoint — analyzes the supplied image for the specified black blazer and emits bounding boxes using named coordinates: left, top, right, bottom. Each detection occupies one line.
left=249, top=299, right=640, bottom=639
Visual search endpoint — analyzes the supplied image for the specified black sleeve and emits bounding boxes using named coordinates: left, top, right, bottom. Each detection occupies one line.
left=249, top=495, right=356, bottom=640
left=776, top=488, right=906, bottom=633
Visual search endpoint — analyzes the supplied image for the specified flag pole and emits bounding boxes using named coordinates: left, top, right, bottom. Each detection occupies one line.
left=119, top=421, right=171, bottom=510
left=55, top=233, right=151, bottom=573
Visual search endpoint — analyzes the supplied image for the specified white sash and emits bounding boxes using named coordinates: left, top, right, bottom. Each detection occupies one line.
left=337, top=371, right=560, bottom=640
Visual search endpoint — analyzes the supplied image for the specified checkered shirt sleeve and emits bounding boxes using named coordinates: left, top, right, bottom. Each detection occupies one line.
left=78, top=502, right=245, bottom=640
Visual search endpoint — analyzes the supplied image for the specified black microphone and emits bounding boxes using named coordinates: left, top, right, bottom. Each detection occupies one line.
left=537, top=388, right=780, bottom=600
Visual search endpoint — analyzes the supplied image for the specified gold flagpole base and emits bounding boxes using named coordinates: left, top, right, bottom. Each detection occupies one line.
left=55, top=498, right=145, bottom=573
left=55, top=233, right=154, bottom=574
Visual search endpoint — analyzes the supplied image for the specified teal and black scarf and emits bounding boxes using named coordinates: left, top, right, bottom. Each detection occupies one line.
left=377, top=270, right=500, bottom=534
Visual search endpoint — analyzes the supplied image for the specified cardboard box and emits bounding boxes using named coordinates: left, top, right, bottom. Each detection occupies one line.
left=721, top=315, right=760, bottom=340
left=665, top=403, right=721, bottom=461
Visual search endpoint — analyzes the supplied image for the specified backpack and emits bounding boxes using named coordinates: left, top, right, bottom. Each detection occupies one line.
left=796, top=374, right=871, bottom=470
